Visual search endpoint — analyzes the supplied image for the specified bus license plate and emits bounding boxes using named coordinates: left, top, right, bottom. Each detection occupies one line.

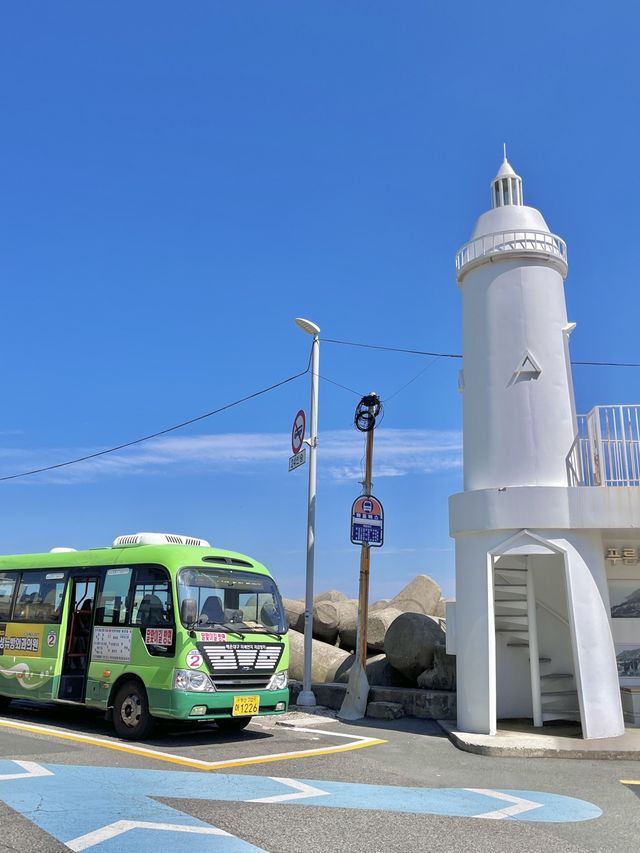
left=232, top=695, right=260, bottom=716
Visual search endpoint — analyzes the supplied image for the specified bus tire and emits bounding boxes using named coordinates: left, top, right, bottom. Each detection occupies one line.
left=112, top=680, right=154, bottom=740
left=0, top=695, right=11, bottom=711
left=216, top=716, right=252, bottom=733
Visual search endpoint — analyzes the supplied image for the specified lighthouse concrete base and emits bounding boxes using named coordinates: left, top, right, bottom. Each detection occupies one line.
left=448, top=486, right=638, bottom=739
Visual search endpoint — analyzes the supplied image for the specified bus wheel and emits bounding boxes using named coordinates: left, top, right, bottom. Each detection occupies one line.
left=112, top=680, right=154, bottom=740
left=216, top=716, right=252, bottom=733
left=0, top=695, right=12, bottom=711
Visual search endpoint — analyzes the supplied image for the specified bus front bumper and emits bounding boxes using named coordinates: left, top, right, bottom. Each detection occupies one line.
left=150, top=687, right=290, bottom=721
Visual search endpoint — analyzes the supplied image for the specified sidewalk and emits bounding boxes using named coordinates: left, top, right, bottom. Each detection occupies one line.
left=439, top=719, right=640, bottom=759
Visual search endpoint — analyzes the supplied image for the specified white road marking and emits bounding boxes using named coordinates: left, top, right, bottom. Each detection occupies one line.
left=0, top=760, right=54, bottom=781
left=247, top=776, right=330, bottom=803
left=0, top=716, right=384, bottom=770
left=466, top=788, right=545, bottom=819
left=66, top=819, right=232, bottom=851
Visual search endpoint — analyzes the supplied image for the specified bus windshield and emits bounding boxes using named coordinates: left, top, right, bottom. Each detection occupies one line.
left=177, top=567, right=287, bottom=635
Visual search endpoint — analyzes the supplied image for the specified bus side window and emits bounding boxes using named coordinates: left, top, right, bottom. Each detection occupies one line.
left=95, top=568, right=132, bottom=626
left=0, top=572, right=18, bottom=620
left=131, top=566, right=173, bottom=628
left=12, top=572, right=67, bottom=623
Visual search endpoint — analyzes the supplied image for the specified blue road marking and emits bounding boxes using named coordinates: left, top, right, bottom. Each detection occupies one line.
left=0, top=761, right=602, bottom=851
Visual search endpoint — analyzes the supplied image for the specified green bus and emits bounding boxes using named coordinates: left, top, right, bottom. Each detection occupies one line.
left=0, top=532, right=289, bottom=739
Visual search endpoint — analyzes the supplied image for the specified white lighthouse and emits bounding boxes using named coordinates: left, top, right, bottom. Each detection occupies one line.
left=460, top=155, right=575, bottom=491
left=448, top=153, right=640, bottom=739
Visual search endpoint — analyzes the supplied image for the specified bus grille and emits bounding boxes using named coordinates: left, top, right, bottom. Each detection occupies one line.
left=197, top=642, right=284, bottom=691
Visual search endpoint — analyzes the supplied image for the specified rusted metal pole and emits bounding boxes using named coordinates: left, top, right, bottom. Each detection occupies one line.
left=357, top=417, right=375, bottom=668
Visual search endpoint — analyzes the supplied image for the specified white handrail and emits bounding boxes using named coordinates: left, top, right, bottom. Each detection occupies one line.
left=536, top=599, right=570, bottom=629
left=568, top=405, right=640, bottom=486
left=455, top=229, right=568, bottom=274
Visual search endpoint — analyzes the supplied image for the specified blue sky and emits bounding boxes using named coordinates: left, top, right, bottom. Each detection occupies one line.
left=1, top=2, right=639, bottom=601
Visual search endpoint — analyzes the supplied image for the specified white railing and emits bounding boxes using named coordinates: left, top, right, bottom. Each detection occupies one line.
left=567, top=405, right=640, bottom=487
left=455, top=229, right=568, bottom=276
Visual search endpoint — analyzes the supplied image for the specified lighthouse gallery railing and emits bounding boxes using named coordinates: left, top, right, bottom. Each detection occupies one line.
left=455, top=229, right=568, bottom=275
left=567, top=405, right=640, bottom=487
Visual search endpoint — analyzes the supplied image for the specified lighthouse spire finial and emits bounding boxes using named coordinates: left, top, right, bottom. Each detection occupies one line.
left=491, top=147, right=523, bottom=208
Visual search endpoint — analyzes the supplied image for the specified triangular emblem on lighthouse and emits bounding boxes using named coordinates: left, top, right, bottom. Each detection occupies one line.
left=512, top=351, right=541, bottom=381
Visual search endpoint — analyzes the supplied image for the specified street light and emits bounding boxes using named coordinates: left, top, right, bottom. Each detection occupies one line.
left=294, top=316, right=320, bottom=707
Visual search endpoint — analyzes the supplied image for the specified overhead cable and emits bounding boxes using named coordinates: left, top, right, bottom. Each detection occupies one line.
left=0, top=364, right=310, bottom=483
left=322, top=337, right=640, bottom=368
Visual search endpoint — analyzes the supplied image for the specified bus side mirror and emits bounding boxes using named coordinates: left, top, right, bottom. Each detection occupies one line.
left=181, top=598, right=198, bottom=626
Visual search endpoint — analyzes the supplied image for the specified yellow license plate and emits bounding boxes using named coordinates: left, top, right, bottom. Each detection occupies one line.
left=232, top=695, right=260, bottom=716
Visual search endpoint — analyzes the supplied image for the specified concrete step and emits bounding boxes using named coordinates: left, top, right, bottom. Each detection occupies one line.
left=494, top=568, right=527, bottom=575
left=542, top=711, right=580, bottom=722
left=366, top=701, right=405, bottom=721
left=542, top=690, right=578, bottom=701
left=290, top=680, right=456, bottom=721
left=495, top=615, right=528, bottom=623
left=540, top=673, right=574, bottom=680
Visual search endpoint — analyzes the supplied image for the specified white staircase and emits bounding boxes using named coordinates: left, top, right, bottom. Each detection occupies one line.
left=494, top=565, right=579, bottom=725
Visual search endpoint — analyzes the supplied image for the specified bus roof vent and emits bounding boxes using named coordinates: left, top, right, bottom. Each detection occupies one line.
left=112, top=532, right=211, bottom=548
left=49, top=547, right=77, bottom=553
left=201, top=555, right=254, bottom=568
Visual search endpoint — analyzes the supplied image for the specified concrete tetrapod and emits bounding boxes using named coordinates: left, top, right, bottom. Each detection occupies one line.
left=417, top=643, right=457, bottom=691
left=288, top=628, right=351, bottom=683
left=390, top=575, right=442, bottom=617
left=314, top=590, right=348, bottom=604
left=335, top=652, right=414, bottom=687
left=433, top=597, right=447, bottom=618
left=282, top=598, right=305, bottom=633
left=339, top=606, right=403, bottom=652
left=384, top=612, right=446, bottom=682
left=312, top=599, right=358, bottom=644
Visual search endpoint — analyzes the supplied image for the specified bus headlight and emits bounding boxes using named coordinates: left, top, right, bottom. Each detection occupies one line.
left=173, top=669, right=216, bottom=692
left=267, top=669, right=288, bottom=691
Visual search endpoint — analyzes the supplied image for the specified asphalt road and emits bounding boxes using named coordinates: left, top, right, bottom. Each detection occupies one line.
left=0, top=700, right=638, bottom=852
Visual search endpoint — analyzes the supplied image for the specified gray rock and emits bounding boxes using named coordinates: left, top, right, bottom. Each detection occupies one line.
left=384, top=611, right=446, bottom=682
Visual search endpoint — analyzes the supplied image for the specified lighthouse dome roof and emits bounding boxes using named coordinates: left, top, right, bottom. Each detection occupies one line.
left=471, top=203, right=550, bottom=240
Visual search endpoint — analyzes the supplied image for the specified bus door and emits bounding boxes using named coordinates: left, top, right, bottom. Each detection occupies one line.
left=59, top=576, right=98, bottom=702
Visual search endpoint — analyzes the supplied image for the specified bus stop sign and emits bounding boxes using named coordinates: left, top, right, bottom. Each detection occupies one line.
left=350, top=495, right=384, bottom=547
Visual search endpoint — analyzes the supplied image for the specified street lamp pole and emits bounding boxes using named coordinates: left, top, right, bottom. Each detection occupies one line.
left=294, top=317, right=320, bottom=707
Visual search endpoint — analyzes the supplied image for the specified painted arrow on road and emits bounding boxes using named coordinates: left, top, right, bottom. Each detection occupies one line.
left=0, top=761, right=602, bottom=852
